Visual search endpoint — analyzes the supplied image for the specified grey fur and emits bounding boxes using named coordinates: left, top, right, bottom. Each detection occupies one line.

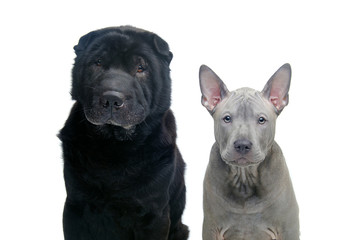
left=200, top=64, right=299, bottom=240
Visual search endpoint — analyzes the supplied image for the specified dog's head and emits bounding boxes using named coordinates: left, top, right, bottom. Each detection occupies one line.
left=199, top=64, right=291, bottom=167
left=71, top=26, right=173, bottom=130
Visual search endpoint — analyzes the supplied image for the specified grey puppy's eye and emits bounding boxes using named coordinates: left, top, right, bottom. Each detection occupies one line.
left=258, top=117, right=266, bottom=124
left=223, top=115, right=232, bottom=123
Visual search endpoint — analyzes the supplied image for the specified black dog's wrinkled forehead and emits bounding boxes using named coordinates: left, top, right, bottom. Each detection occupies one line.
left=73, top=26, right=173, bottom=63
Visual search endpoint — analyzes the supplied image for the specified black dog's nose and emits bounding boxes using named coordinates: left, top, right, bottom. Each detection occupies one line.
left=100, top=91, right=125, bottom=109
left=234, top=139, right=252, bottom=155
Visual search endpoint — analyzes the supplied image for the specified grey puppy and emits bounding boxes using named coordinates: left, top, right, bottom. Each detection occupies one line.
left=199, top=64, right=299, bottom=240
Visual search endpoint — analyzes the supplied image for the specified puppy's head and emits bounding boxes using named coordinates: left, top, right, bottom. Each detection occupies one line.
left=199, top=64, right=291, bottom=167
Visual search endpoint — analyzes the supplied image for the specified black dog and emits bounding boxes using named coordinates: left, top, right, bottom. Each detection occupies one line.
left=58, top=26, right=189, bottom=240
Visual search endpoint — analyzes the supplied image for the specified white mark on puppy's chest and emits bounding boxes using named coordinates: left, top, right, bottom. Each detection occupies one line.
left=265, top=227, right=278, bottom=240
left=240, top=167, right=246, bottom=183
left=214, top=227, right=228, bottom=240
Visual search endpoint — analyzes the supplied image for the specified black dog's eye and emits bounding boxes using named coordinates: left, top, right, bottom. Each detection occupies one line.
left=95, top=59, right=102, bottom=66
left=135, top=56, right=147, bottom=74
left=223, top=115, right=232, bottom=123
left=258, top=117, right=267, bottom=124
left=137, top=64, right=145, bottom=73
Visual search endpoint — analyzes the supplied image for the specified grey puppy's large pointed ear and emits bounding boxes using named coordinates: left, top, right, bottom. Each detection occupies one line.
left=262, top=63, right=292, bottom=114
left=199, top=65, right=229, bottom=114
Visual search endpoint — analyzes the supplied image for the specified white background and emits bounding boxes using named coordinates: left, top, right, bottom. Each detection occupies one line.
left=1, top=0, right=359, bottom=239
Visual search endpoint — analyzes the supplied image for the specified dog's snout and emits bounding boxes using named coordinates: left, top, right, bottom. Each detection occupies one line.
left=234, top=139, right=252, bottom=155
left=100, top=91, right=125, bottom=109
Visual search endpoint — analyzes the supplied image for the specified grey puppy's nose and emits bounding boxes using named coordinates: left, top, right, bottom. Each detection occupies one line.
left=100, top=91, right=125, bottom=109
left=234, top=139, right=252, bottom=155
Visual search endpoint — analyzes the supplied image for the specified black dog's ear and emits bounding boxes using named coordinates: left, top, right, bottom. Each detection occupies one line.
left=153, top=35, right=173, bottom=63
left=73, top=30, right=99, bottom=56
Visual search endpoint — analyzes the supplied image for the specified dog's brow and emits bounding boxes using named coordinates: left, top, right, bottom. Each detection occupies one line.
left=230, top=88, right=262, bottom=106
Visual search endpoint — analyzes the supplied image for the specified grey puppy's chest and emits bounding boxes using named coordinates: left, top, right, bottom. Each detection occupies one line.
left=203, top=143, right=289, bottom=240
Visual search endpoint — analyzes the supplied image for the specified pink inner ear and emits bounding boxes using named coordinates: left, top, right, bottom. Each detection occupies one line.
left=205, top=85, right=220, bottom=101
left=270, top=87, right=288, bottom=111
left=269, top=87, right=282, bottom=109
left=202, top=85, right=222, bottom=111
left=209, top=86, right=220, bottom=97
left=270, top=85, right=284, bottom=97
left=269, top=96, right=280, bottom=110
left=212, top=96, right=221, bottom=106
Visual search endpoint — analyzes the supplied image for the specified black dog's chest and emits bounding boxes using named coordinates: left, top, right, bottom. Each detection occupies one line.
left=64, top=123, right=175, bottom=200
left=64, top=140, right=168, bottom=195
left=64, top=198, right=144, bottom=239
left=63, top=142, right=172, bottom=234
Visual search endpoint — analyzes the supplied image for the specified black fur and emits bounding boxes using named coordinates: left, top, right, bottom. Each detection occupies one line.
left=59, top=26, right=188, bottom=240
